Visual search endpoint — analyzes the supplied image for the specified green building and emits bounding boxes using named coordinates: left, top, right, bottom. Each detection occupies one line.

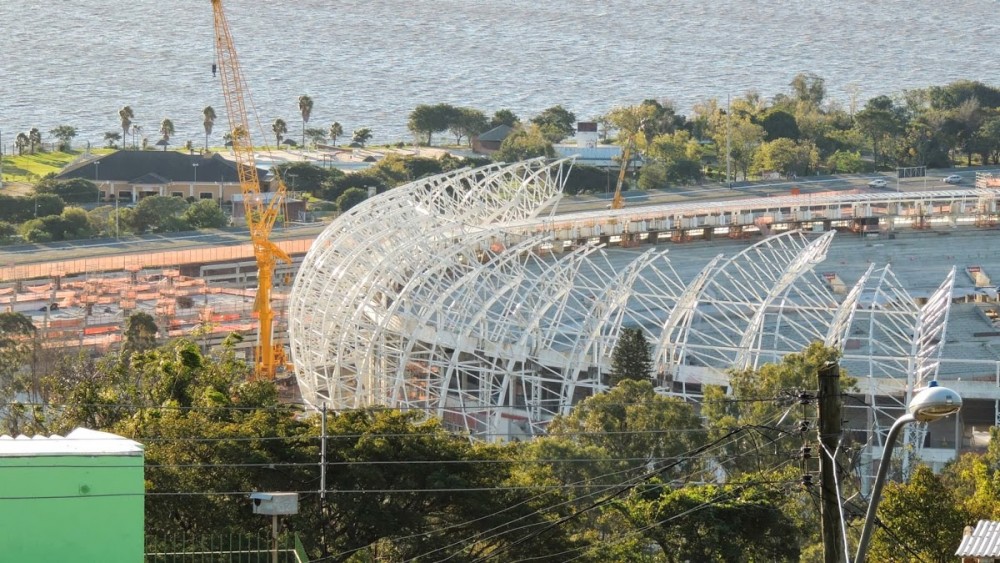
left=0, top=427, right=144, bottom=561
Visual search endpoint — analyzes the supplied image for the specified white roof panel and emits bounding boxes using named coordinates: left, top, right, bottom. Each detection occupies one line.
left=0, top=427, right=144, bottom=457
left=956, top=520, right=1000, bottom=557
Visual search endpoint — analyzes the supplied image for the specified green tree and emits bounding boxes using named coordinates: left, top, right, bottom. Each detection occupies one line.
left=752, top=138, right=819, bottom=177
left=609, top=326, right=653, bottom=386
left=315, top=409, right=575, bottom=561
left=492, top=124, right=555, bottom=162
left=34, top=177, right=99, bottom=204
left=619, top=480, right=801, bottom=562
left=637, top=161, right=669, bottom=190
left=635, top=99, right=686, bottom=142
left=119, top=105, right=135, bottom=148
left=825, top=149, right=866, bottom=173
left=642, top=129, right=704, bottom=187
left=182, top=199, right=227, bottom=228
left=941, top=446, right=1000, bottom=523
left=0, top=312, right=37, bottom=419
left=491, top=108, right=520, bottom=128
left=975, top=116, right=1000, bottom=165
left=351, top=127, right=373, bottom=147
left=19, top=209, right=90, bottom=242
left=15, top=132, right=29, bottom=155
left=297, top=94, right=314, bottom=148
left=724, top=118, right=765, bottom=181
left=761, top=109, right=801, bottom=141
left=530, top=105, right=576, bottom=142
left=867, top=465, right=967, bottom=563
left=60, top=207, right=93, bottom=239
left=128, top=195, right=190, bottom=233
left=408, top=103, right=457, bottom=145
left=0, top=221, right=16, bottom=243
left=450, top=107, right=489, bottom=146
left=49, top=125, right=77, bottom=151
left=202, top=106, right=216, bottom=150
left=272, top=118, right=288, bottom=147
left=951, top=96, right=984, bottom=165
left=159, top=118, right=175, bottom=150
left=123, top=311, right=158, bottom=353
left=789, top=72, right=827, bottom=107
left=548, top=379, right=706, bottom=480
left=328, top=122, right=343, bottom=146
left=336, top=187, right=368, bottom=212
left=855, top=95, right=904, bottom=169
left=28, top=128, right=41, bottom=153
left=273, top=162, right=331, bottom=196
left=103, top=131, right=122, bottom=148
left=703, top=342, right=844, bottom=477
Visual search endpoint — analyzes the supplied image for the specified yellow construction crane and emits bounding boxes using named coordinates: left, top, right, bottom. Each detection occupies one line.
left=609, top=134, right=636, bottom=210
left=211, top=0, right=291, bottom=379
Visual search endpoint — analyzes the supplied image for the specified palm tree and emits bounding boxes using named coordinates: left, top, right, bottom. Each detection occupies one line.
left=202, top=106, right=216, bottom=151
left=159, top=118, right=175, bottom=151
left=28, top=128, right=41, bottom=153
left=119, top=106, right=135, bottom=148
left=272, top=118, right=288, bottom=147
left=15, top=132, right=29, bottom=155
left=298, top=95, right=313, bottom=148
left=131, top=125, right=142, bottom=150
left=329, top=122, right=344, bottom=146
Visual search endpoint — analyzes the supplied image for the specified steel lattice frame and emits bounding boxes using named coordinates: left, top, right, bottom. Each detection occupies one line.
left=288, top=159, right=956, bottom=443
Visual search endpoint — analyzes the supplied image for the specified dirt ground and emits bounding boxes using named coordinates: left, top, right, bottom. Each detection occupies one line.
left=2, top=181, right=33, bottom=197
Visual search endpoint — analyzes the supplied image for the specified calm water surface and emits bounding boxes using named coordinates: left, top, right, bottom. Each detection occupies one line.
left=2, top=0, right=999, bottom=148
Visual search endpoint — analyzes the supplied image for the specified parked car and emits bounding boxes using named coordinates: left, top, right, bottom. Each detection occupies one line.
left=867, top=178, right=889, bottom=189
left=944, top=174, right=962, bottom=184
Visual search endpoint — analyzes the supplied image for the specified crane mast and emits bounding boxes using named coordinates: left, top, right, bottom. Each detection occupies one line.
left=211, top=0, right=291, bottom=379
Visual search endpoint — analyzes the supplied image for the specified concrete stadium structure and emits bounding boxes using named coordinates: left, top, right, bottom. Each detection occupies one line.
left=288, top=158, right=1000, bottom=472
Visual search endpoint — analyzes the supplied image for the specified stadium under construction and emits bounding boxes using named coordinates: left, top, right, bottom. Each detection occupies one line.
left=288, top=158, right=1000, bottom=480
left=4, top=158, right=1000, bottom=479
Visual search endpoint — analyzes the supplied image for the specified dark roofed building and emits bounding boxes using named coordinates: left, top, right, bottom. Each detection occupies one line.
left=472, top=124, right=513, bottom=155
left=56, top=151, right=261, bottom=204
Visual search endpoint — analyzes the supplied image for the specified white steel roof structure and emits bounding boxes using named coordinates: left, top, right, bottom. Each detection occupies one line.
left=288, top=159, right=957, bottom=441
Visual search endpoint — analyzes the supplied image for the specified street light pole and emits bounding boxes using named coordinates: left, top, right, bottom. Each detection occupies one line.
left=854, top=381, right=962, bottom=563
left=192, top=162, right=199, bottom=199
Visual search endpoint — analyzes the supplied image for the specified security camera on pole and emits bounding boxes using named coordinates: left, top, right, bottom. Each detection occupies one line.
left=249, top=492, right=298, bottom=563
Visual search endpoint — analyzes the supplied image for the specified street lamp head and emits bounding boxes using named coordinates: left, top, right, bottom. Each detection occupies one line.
left=908, top=380, right=962, bottom=422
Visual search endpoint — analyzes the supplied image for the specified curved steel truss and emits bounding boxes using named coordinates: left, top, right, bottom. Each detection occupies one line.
left=288, top=159, right=957, bottom=441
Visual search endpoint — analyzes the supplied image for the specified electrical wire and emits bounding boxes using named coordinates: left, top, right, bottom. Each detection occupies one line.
left=398, top=410, right=801, bottom=563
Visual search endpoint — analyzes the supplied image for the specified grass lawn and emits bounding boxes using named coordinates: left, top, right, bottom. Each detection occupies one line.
left=1, top=149, right=113, bottom=192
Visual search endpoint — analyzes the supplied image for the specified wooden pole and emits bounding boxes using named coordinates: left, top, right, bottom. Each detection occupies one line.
left=818, top=360, right=845, bottom=563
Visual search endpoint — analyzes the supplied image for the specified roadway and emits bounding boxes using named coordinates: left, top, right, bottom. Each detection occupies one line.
left=1, top=167, right=998, bottom=270
left=549, top=167, right=1000, bottom=214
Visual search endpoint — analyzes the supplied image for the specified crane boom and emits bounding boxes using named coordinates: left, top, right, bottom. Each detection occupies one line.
left=211, top=0, right=291, bottom=379
left=610, top=138, right=633, bottom=210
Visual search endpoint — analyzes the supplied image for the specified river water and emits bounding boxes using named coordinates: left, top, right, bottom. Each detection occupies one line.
left=2, top=0, right=999, bottom=149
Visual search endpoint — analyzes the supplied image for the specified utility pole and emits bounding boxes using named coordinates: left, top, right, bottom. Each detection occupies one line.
left=818, top=360, right=845, bottom=563
left=726, top=94, right=732, bottom=189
